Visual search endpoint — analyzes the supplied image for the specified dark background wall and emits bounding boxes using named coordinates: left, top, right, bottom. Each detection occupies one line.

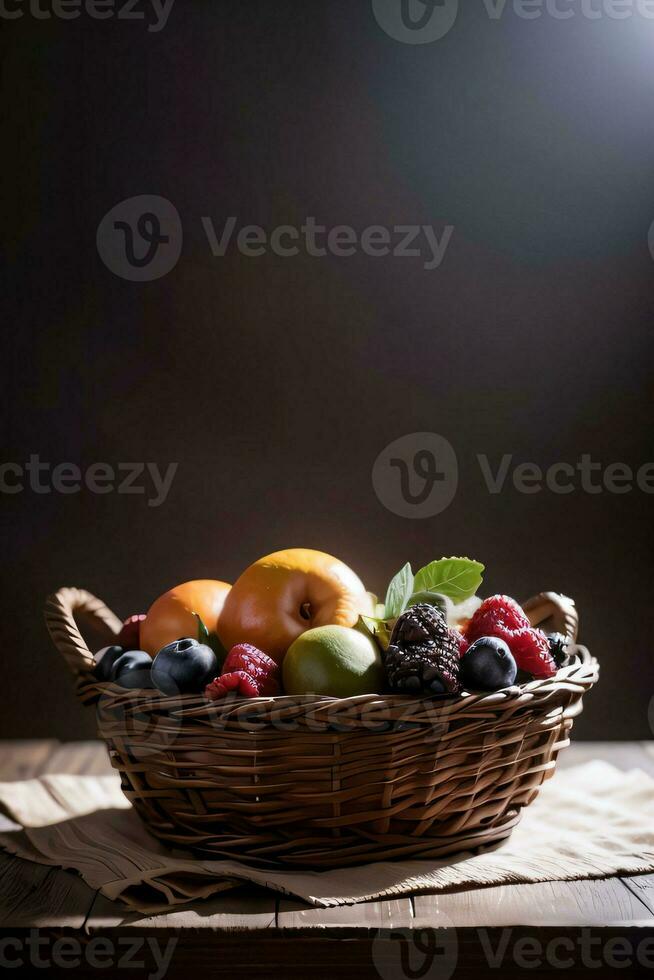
left=2, top=0, right=653, bottom=740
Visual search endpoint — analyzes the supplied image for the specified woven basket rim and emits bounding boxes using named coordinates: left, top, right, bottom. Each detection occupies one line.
left=85, top=672, right=603, bottom=735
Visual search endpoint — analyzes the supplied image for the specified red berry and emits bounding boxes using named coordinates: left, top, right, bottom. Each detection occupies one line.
left=117, top=614, right=146, bottom=651
left=450, top=628, right=470, bottom=658
left=509, top=628, right=557, bottom=679
left=222, top=643, right=280, bottom=696
left=466, top=595, right=529, bottom=643
left=464, top=597, right=556, bottom=678
left=205, top=671, right=261, bottom=700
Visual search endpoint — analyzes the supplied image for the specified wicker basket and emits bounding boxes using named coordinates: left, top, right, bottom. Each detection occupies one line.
left=45, top=587, right=598, bottom=869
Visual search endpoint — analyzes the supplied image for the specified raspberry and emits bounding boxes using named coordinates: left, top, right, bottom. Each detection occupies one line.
left=509, top=628, right=557, bottom=679
left=450, top=628, right=469, bottom=658
left=464, top=596, right=556, bottom=678
left=222, top=643, right=280, bottom=696
left=466, top=595, right=529, bottom=643
left=205, top=671, right=261, bottom=700
left=204, top=644, right=280, bottom=700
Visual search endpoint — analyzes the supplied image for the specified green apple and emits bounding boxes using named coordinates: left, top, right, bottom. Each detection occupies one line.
left=283, top=625, right=384, bottom=697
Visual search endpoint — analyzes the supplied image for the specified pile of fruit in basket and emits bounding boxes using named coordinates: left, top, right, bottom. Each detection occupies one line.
left=93, top=550, right=571, bottom=699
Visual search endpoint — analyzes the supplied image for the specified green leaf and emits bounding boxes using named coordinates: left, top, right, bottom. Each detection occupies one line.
left=193, top=612, right=228, bottom=669
left=406, top=591, right=449, bottom=616
left=358, top=615, right=394, bottom=652
left=384, top=562, right=414, bottom=619
left=365, top=593, right=388, bottom=620
left=374, top=621, right=393, bottom=652
left=194, top=612, right=210, bottom=645
left=413, top=558, right=484, bottom=603
left=358, top=614, right=378, bottom=639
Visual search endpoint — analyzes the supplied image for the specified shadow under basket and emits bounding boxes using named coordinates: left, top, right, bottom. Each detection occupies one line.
left=45, top=587, right=598, bottom=870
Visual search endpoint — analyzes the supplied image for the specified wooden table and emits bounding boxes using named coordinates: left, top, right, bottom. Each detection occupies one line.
left=0, top=740, right=652, bottom=978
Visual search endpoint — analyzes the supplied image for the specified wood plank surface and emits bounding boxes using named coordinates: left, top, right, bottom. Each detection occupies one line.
left=1, top=866, right=95, bottom=930
left=0, top=740, right=59, bottom=781
left=277, top=897, right=414, bottom=930
left=41, top=741, right=113, bottom=777
left=0, top=853, right=54, bottom=926
left=84, top=886, right=277, bottom=933
left=622, top=875, right=654, bottom=916
left=412, top=877, right=653, bottom=929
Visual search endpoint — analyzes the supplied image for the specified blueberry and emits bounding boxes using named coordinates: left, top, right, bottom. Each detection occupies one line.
left=151, top=638, right=218, bottom=696
left=460, top=637, right=517, bottom=692
left=111, top=651, right=155, bottom=689
left=94, top=645, right=125, bottom=681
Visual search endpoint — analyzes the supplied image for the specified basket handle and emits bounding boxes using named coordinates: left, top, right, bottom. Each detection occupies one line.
left=522, top=591, right=578, bottom=642
left=44, top=587, right=123, bottom=684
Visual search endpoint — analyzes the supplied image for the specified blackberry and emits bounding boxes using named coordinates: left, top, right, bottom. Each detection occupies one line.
left=384, top=603, right=461, bottom=696
left=545, top=632, right=570, bottom=668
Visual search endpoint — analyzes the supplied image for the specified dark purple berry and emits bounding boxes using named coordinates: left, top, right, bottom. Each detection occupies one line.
left=546, top=632, right=570, bottom=668
left=111, top=651, right=154, bottom=689
left=94, top=645, right=125, bottom=681
left=460, top=636, right=517, bottom=691
left=152, top=638, right=218, bottom=695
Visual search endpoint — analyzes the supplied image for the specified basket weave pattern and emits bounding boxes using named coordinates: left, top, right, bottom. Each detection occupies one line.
left=45, top=587, right=598, bottom=869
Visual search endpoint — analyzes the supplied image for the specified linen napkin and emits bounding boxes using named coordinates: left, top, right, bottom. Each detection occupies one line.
left=0, top=761, right=652, bottom=913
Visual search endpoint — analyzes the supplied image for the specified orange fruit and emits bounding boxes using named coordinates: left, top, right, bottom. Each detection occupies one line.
left=217, top=548, right=374, bottom=664
left=140, top=579, right=231, bottom=657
